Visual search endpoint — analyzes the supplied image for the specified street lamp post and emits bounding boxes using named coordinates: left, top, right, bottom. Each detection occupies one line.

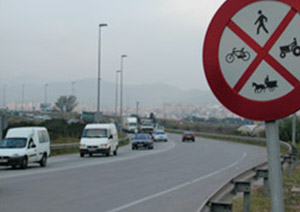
left=120, top=54, right=127, bottom=122
left=3, top=85, right=6, bottom=109
left=96, top=23, right=108, bottom=123
left=115, top=70, right=121, bottom=117
left=71, top=81, right=75, bottom=96
left=21, top=84, right=25, bottom=111
left=136, top=101, right=139, bottom=116
left=44, top=83, right=48, bottom=105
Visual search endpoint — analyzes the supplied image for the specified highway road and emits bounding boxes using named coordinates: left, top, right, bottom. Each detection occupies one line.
left=0, top=133, right=267, bottom=212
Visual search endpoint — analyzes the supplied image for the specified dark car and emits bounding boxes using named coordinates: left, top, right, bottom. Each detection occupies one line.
left=132, top=134, right=154, bottom=150
left=182, top=131, right=195, bottom=142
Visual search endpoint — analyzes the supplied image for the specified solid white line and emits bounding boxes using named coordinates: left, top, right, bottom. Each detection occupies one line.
left=104, top=151, right=248, bottom=212
left=0, top=140, right=176, bottom=180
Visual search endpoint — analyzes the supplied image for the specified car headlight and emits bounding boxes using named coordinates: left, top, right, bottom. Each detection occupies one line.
left=80, top=144, right=86, bottom=148
left=12, top=153, right=20, bottom=158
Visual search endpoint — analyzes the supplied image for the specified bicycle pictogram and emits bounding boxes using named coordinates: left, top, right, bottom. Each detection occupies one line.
left=225, top=47, right=250, bottom=63
left=279, top=37, right=300, bottom=58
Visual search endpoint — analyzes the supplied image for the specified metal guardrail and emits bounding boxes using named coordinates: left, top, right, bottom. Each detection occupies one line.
left=50, top=137, right=129, bottom=150
left=165, top=129, right=297, bottom=212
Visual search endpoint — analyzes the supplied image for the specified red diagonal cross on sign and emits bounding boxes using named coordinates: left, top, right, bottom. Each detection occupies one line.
left=228, top=8, right=299, bottom=93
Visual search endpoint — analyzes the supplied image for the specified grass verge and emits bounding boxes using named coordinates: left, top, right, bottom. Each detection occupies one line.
left=232, top=143, right=300, bottom=212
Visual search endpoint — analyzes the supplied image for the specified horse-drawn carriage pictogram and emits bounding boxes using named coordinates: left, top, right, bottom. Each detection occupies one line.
left=252, top=75, right=278, bottom=93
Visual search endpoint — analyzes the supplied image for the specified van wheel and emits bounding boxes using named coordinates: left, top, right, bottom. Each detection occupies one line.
left=89, top=153, right=93, bottom=157
left=39, top=154, right=47, bottom=167
left=20, top=156, right=28, bottom=169
left=80, top=153, right=85, bottom=158
left=106, top=152, right=110, bottom=157
left=11, top=165, right=17, bottom=169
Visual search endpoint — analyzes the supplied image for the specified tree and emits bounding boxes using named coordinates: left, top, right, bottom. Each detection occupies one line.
left=55, top=95, right=78, bottom=112
left=149, top=112, right=156, bottom=124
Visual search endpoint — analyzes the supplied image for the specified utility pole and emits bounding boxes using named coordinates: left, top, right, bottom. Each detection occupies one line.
left=136, top=101, right=139, bottom=116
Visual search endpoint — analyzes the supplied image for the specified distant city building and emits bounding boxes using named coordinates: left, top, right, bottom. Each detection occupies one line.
left=40, top=103, right=52, bottom=113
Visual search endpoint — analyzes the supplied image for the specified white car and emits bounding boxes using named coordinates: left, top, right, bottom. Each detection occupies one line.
left=0, top=127, right=51, bottom=169
left=152, top=131, right=168, bottom=142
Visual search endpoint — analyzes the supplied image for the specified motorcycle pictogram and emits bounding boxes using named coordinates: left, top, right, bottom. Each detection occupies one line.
left=225, top=48, right=250, bottom=63
left=279, top=38, right=300, bottom=58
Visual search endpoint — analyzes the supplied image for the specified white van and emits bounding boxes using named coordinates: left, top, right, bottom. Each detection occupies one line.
left=0, top=127, right=51, bottom=169
left=79, top=123, right=118, bottom=157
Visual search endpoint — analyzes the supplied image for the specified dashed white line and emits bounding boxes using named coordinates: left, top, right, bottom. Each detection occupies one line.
left=0, top=140, right=176, bottom=180
left=104, top=151, right=247, bottom=212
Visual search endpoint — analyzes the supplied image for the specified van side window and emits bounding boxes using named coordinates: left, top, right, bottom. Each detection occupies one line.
left=42, top=131, right=50, bottom=143
left=38, top=131, right=45, bottom=143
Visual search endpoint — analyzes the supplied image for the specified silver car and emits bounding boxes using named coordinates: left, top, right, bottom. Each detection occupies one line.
left=131, top=134, right=154, bottom=150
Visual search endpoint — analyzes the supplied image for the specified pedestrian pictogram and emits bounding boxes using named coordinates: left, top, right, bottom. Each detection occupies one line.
left=255, top=10, right=269, bottom=35
left=279, top=37, right=300, bottom=58
left=203, top=0, right=300, bottom=121
left=225, top=47, right=251, bottom=63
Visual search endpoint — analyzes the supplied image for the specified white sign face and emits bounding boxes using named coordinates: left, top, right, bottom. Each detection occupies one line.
left=218, top=0, right=299, bottom=102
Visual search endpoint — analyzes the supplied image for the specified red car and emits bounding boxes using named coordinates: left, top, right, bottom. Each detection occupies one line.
left=182, top=131, right=195, bottom=142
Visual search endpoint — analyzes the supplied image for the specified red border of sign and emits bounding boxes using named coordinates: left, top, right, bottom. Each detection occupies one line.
left=203, top=0, right=300, bottom=121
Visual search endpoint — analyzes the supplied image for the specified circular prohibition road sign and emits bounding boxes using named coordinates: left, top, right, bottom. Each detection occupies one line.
left=203, top=0, right=300, bottom=121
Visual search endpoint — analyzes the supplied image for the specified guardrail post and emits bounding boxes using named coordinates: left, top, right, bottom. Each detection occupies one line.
left=234, top=181, right=251, bottom=212
left=211, top=202, right=232, bottom=212
left=283, top=155, right=292, bottom=177
left=281, top=160, right=284, bottom=180
left=288, top=157, right=293, bottom=177
left=292, top=154, right=298, bottom=170
left=256, top=169, right=269, bottom=196
left=291, top=145, right=298, bottom=169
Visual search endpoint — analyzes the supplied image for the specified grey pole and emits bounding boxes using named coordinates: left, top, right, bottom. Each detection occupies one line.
left=21, top=84, right=25, bottom=111
left=44, top=83, right=48, bottom=105
left=266, top=120, right=285, bottom=212
left=0, top=116, right=2, bottom=142
left=71, top=81, right=75, bottom=96
left=292, top=113, right=296, bottom=146
left=96, top=23, right=108, bottom=123
left=3, top=85, right=6, bottom=109
left=120, top=55, right=127, bottom=120
left=115, top=70, right=120, bottom=117
left=136, top=101, right=139, bottom=116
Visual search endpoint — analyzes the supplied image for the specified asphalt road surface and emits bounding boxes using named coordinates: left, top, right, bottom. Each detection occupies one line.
left=0, top=133, right=267, bottom=212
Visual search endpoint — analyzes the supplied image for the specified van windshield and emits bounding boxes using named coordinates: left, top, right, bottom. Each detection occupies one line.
left=0, top=138, right=27, bottom=148
left=82, top=129, right=108, bottom=138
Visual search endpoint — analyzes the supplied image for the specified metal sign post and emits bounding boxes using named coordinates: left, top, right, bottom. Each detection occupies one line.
left=292, top=113, right=296, bottom=146
left=0, top=116, right=2, bottom=142
left=266, top=121, right=285, bottom=212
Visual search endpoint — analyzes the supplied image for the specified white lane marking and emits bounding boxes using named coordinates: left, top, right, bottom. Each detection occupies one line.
left=195, top=151, right=253, bottom=212
left=0, top=140, right=176, bottom=180
left=104, top=152, right=247, bottom=212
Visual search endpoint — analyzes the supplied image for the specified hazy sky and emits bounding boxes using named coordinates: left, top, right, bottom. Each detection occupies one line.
left=0, top=0, right=225, bottom=91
